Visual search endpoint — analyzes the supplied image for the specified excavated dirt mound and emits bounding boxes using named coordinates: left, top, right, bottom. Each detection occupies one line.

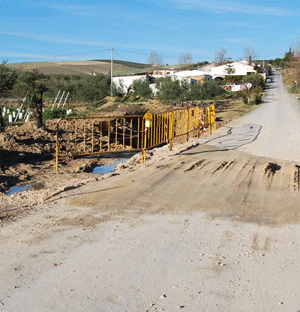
left=0, top=120, right=122, bottom=194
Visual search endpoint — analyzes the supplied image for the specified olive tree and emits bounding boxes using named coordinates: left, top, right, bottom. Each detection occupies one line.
left=0, top=60, right=17, bottom=132
left=132, top=78, right=152, bottom=98
left=81, top=74, right=110, bottom=103
left=16, top=70, right=49, bottom=128
left=155, top=76, right=191, bottom=102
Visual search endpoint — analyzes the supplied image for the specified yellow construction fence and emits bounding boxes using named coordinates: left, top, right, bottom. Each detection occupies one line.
left=55, top=104, right=217, bottom=171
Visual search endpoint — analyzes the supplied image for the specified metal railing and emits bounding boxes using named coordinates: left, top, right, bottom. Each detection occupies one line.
left=140, top=104, right=216, bottom=162
left=56, top=104, right=217, bottom=171
left=56, top=115, right=144, bottom=171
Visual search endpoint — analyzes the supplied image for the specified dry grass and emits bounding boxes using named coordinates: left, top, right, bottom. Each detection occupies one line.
left=281, top=56, right=300, bottom=93
left=6, top=61, right=144, bottom=76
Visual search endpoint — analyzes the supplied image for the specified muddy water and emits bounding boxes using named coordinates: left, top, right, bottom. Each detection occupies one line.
left=6, top=159, right=126, bottom=196
left=92, top=159, right=126, bottom=174
left=6, top=182, right=45, bottom=196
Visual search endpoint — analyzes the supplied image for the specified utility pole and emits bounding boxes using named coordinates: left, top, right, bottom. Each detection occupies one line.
left=111, top=48, right=113, bottom=96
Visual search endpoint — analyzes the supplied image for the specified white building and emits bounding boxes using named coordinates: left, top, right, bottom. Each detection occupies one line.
left=200, top=61, right=257, bottom=80
left=173, top=70, right=212, bottom=84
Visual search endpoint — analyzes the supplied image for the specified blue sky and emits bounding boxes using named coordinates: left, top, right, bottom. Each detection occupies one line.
left=1, top=0, right=299, bottom=65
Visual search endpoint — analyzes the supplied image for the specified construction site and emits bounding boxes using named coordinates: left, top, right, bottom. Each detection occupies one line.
left=2, top=69, right=300, bottom=311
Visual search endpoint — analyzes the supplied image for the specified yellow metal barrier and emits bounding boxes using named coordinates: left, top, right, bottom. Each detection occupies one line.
left=56, top=115, right=144, bottom=172
left=56, top=105, right=218, bottom=170
left=141, top=111, right=173, bottom=163
left=140, top=105, right=217, bottom=161
left=207, top=104, right=217, bottom=134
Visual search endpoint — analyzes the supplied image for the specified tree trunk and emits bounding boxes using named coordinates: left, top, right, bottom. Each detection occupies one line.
left=31, top=94, right=43, bottom=128
left=0, top=113, right=4, bottom=132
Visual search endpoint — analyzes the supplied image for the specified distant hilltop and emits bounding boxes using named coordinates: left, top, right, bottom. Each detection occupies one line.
left=5, top=60, right=151, bottom=76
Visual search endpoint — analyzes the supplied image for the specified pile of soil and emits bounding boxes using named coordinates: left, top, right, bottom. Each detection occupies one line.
left=0, top=120, right=117, bottom=195
left=0, top=121, right=55, bottom=192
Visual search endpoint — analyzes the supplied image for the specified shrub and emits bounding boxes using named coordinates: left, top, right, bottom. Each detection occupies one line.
left=91, top=102, right=98, bottom=108
left=252, top=85, right=264, bottom=95
left=224, top=75, right=243, bottom=84
left=290, top=83, right=299, bottom=93
left=132, top=78, right=152, bottom=98
left=253, top=94, right=262, bottom=104
left=43, top=107, right=67, bottom=120
left=241, top=74, right=265, bottom=89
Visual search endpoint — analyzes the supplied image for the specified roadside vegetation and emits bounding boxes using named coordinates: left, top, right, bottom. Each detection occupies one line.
left=274, top=45, right=300, bottom=94
left=155, top=78, right=226, bottom=102
left=112, top=73, right=265, bottom=104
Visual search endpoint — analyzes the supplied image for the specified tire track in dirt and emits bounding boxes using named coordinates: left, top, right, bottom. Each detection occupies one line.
left=293, top=165, right=300, bottom=190
left=55, top=143, right=300, bottom=226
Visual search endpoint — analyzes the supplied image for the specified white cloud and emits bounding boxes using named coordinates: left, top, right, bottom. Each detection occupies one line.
left=169, top=0, right=300, bottom=17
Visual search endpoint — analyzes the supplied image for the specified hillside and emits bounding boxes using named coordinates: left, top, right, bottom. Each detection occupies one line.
left=93, top=59, right=149, bottom=69
left=6, top=60, right=151, bottom=76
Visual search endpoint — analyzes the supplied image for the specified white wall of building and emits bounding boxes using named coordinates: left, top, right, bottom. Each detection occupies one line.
left=200, top=61, right=257, bottom=80
left=112, top=75, right=147, bottom=94
left=210, top=62, right=256, bottom=78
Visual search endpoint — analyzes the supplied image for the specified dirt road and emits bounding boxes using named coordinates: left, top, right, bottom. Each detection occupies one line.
left=204, top=70, right=300, bottom=162
left=1, top=71, right=300, bottom=311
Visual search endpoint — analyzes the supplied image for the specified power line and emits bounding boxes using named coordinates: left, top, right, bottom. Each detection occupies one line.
left=114, top=50, right=131, bottom=62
